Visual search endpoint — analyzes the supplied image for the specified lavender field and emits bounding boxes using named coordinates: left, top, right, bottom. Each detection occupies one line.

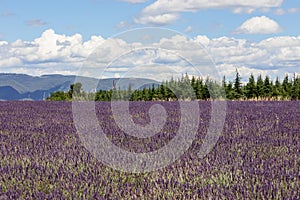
left=0, top=101, right=299, bottom=199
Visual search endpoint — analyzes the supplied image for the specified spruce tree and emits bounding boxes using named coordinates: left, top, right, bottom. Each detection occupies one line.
left=291, top=73, right=300, bottom=100
left=201, top=78, right=211, bottom=100
left=263, top=75, right=272, bottom=99
left=234, top=69, right=242, bottom=99
left=272, top=76, right=282, bottom=100
left=245, top=73, right=256, bottom=99
left=282, top=74, right=292, bottom=99
left=225, top=81, right=234, bottom=100
left=256, top=74, right=264, bottom=99
left=195, top=77, right=203, bottom=100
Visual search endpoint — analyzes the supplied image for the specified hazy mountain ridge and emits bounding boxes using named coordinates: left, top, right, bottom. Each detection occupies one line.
left=0, top=73, right=160, bottom=100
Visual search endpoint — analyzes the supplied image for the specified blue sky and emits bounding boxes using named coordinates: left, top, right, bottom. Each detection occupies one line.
left=0, top=0, right=299, bottom=81
left=1, top=0, right=299, bottom=41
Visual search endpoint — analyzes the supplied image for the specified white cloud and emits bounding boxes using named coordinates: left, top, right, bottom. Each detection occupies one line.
left=135, top=0, right=284, bottom=25
left=114, top=73, right=121, bottom=78
left=0, top=57, right=22, bottom=67
left=288, top=8, right=299, bottom=13
left=217, top=63, right=281, bottom=82
left=184, top=26, right=193, bottom=33
left=275, top=8, right=285, bottom=15
left=274, top=7, right=299, bottom=15
left=0, top=41, right=7, bottom=46
left=117, top=21, right=128, bottom=29
left=119, top=0, right=148, bottom=3
left=232, top=7, right=254, bottom=14
left=194, top=35, right=210, bottom=47
left=210, top=36, right=300, bottom=78
left=116, top=21, right=135, bottom=30
left=0, top=28, right=300, bottom=81
left=142, top=0, right=283, bottom=14
left=134, top=13, right=179, bottom=25
left=258, top=36, right=300, bottom=48
left=0, top=29, right=105, bottom=75
left=234, top=16, right=282, bottom=34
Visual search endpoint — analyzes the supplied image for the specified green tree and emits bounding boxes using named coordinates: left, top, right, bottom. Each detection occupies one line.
left=272, top=76, right=282, bottom=100
left=68, top=82, right=83, bottom=99
left=256, top=74, right=264, bottom=99
left=245, top=73, right=256, bottom=99
left=282, top=74, right=292, bottom=99
left=47, top=91, right=67, bottom=101
left=291, top=73, right=300, bottom=100
left=222, top=76, right=227, bottom=89
left=263, top=75, right=272, bottom=99
left=225, top=81, right=235, bottom=100
left=195, top=77, right=203, bottom=100
left=202, top=78, right=210, bottom=100
left=234, top=69, right=242, bottom=99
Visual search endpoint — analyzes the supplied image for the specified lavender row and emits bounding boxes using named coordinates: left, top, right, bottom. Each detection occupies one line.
left=0, top=101, right=299, bottom=199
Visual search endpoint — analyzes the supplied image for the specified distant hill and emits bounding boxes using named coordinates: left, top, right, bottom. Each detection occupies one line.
left=0, top=73, right=160, bottom=100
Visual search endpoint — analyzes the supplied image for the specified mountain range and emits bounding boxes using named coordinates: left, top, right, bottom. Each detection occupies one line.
left=0, top=73, right=160, bottom=100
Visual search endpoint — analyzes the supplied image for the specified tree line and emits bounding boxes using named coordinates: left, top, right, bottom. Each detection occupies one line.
left=47, top=70, right=300, bottom=101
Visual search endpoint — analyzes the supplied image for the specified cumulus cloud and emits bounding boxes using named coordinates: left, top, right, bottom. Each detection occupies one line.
left=232, top=7, right=255, bottom=14
left=0, top=29, right=105, bottom=75
left=0, top=41, right=7, bottom=46
left=234, top=16, right=282, bottom=34
left=119, top=0, right=148, bottom=3
left=142, top=0, right=283, bottom=14
left=210, top=35, right=300, bottom=79
left=0, top=29, right=300, bottom=81
left=135, top=0, right=284, bottom=25
left=134, top=13, right=179, bottom=25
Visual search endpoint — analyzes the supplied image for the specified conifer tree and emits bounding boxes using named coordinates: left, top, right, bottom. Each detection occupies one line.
left=263, top=75, right=272, bottom=99
left=272, top=76, right=282, bottom=100
left=256, top=74, right=264, bottom=99
left=245, top=73, right=256, bottom=99
left=291, top=73, right=300, bottom=100
left=234, top=69, right=242, bottom=99
left=282, top=74, right=292, bottom=99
